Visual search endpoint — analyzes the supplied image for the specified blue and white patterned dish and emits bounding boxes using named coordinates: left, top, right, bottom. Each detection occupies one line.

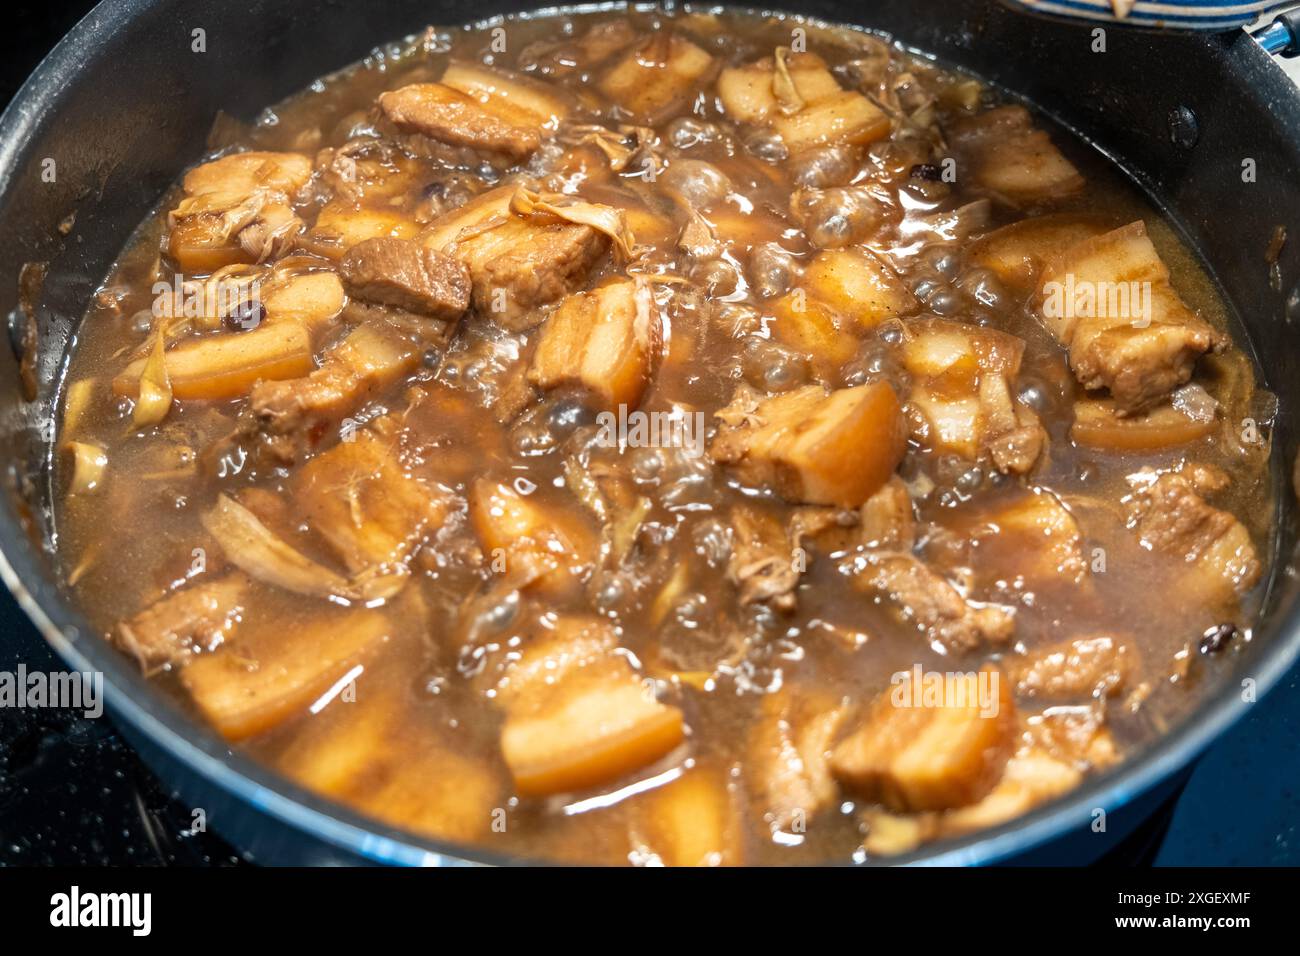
left=1004, top=0, right=1293, bottom=31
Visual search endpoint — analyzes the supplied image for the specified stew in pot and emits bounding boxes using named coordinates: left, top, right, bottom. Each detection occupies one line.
left=54, top=6, right=1275, bottom=864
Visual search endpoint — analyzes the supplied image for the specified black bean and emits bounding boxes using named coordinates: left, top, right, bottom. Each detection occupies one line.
left=222, top=299, right=265, bottom=332
left=1199, top=623, right=1239, bottom=655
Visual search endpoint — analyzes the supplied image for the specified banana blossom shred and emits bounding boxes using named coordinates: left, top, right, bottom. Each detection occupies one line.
left=509, top=186, right=636, bottom=260
left=134, top=322, right=173, bottom=427
left=66, top=441, right=108, bottom=494
left=201, top=493, right=406, bottom=604
left=772, top=47, right=805, bottom=116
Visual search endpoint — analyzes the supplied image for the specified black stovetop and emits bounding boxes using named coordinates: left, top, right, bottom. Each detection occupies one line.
left=1, top=1, right=1297, bottom=868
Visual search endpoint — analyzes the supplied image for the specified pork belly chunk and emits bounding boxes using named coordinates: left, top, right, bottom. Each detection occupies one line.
left=379, top=83, right=541, bottom=161
left=528, top=279, right=658, bottom=412
left=421, top=186, right=609, bottom=330
left=116, top=574, right=249, bottom=669
left=378, top=62, right=570, bottom=163
left=1125, top=467, right=1261, bottom=602
left=167, top=151, right=313, bottom=272
left=710, top=382, right=907, bottom=509
left=949, top=105, right=1084, bottom=205
left=1037, top=221, right=1222, bottom=413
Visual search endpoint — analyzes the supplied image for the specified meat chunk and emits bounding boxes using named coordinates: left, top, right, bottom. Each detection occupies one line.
left=339, top=237, right=471, bottom=321
left=421, top=186, right=609, bottom=330
left=116, top=574, right=249, bottom=669
left=495, top=616, right=685, bottom=797
left=901, top=317, right=1044, bottom=472
left=727, top=504, right=801, bottom=612
left=469, top=478, right=599, bottom=596
left=968, top=213, right=1111, bottom=290
left=862, top=749, right=1081, bottom=855
left=260, top=271, right=348, bottom=331
left=858, top=477, right=916, bottom=551
left=830, top=665, right=1016, bottom=812
left=599, top=32, right=715, bottom=123
left=1037, top=221, right=1222, bottom=413
left=710, top=381, right=907, bottom=508
left=245, top=321, right=420, bottom=461
left=277, top=686, right=500, bottom=844
left=440, top=60, right=571, bottom=128
left=1009, top=635, right=1135, bottom=700
left=1125, top=469, right=1261, bottom=601
left=767, top=248, right=918, bottom=373
left=800, top=248, right=919, bottom=328
left=167, top=151, right=312, bottom=272
left=637, top=766, right=737, bottom=866
left=528, top=279, right=659, bottom=411
left=848, top=551, right=1015, bottom=652
left=179, top=605, right=398, bottom=740
left=717, top=50, right=889, bottom=150
left=113, top=322, right=315, bottom=405
left=747, top=690, right=848, bottom=834
left=1071, top=394, right=1216, bottom=451
left=379, top=83, right=541, bottom=161
left=520, top=19, right=639, bottom=77
left=949, top=105, right=1084, bottom=204
left=294, top=423, right=452, bottom=573
left=300, top=201, right=422, bottom=261
left=378, top=62, right=568, bottom=163
left=969, top=490, right=1088, bottom=589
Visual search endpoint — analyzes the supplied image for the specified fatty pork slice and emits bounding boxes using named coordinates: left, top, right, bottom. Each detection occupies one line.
left=948, top=105, right=1084, bottom=205
left=830, top=665, right=1016, bottom=813
left=862, top=706, right=1118, bottom=855
left=1037, top=221, right=1222, bottom=413
left=245, top=320, right=421, bottom=462
left=421, top=186, right=609, bottom=331
left=293, top=421, right=454, bottom=575
left=167, top=151, right=313, bottom=272
left=379, top=61, right=570, bottom=162
left=900, top=318, right=1045, bottom=474
left=968, top=213, right=1111, bottom=292
left=1124, top=467, right=1261, bottom=602
left=180, top=601, right=404, bottom=741
left=634, top=765, right=740, bottom=866
left=598, top=31, right=716, bottom=124
left=747, top=689, right=849, bottom=835
left=717, top=50, right=890, bottom=151
left=490, top=616, right=686, bottom=798
left=528, top=278, right=659, bottom=412
left=709, top=381, right=907, bottom=509
left=116, top=573, right=250, bottom=670
left=276, top=674, right=501, bottom=845
left=468, top=478, right=599, bottom=598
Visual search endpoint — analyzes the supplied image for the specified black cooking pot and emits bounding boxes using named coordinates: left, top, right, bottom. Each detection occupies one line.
left=1, top=0, right=1298, bottom=866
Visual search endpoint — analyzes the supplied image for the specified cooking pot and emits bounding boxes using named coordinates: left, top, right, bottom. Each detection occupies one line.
left=1, top=0, right=1297, bottom=866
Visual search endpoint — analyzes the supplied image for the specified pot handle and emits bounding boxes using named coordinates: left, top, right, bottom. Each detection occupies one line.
left=1252, top=8, right=1300, bottom=55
